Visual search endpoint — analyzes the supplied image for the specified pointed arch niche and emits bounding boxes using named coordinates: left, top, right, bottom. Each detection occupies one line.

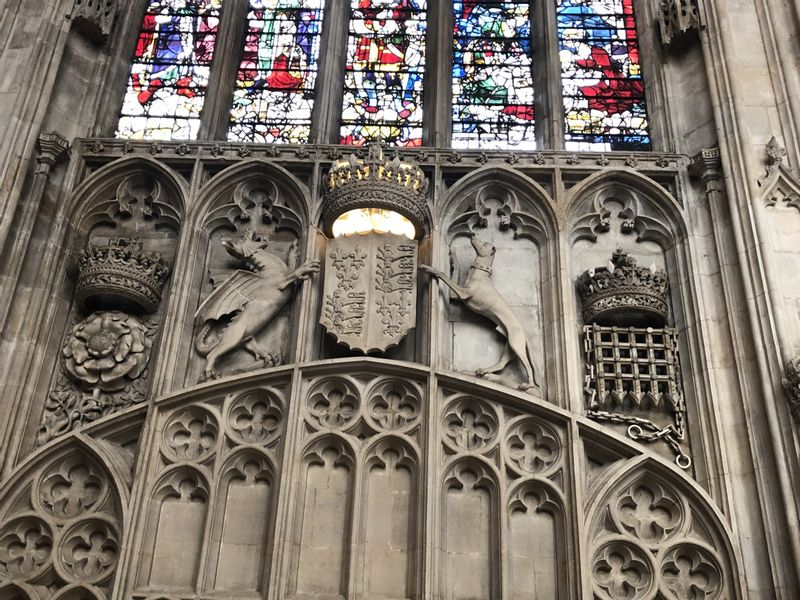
left=435, top=167, right=559, bottom=398
left=29, top=157, right=185, bottom=449
left=171, top=160, right=313, bottom=385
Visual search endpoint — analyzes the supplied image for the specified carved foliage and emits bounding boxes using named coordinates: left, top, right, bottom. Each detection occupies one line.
left=758, top=137, right=800, bottom=211
left=0, top=448, right=121, bottom=599
left=448, top=183, right=546, bottom=243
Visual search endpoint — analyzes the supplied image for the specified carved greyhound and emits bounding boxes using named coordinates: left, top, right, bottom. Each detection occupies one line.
left=195, top=231, right=319, bottom=380
left=420, top=235, right=538, bottom=391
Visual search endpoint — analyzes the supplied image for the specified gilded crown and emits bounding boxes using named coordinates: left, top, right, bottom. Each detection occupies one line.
left=76, top=238, right=170, bottom=314
left=324, top=144, right=430, bottom=237
left=577, top=250, right=669, bottom=326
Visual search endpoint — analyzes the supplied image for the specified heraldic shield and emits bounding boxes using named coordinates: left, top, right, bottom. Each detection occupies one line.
left=321, top=233, right=418, bottom=353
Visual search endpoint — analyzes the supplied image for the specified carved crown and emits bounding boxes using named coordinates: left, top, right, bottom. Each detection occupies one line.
left=323, top=144, right=430, bottom=237
left=577, top=251, right=669, bottom=326
left=76, top=238, right=170, bottom=314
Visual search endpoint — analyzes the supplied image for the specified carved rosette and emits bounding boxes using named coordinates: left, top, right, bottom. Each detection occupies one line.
left=321, top=233, right=418, bottom=353
left=62, top=311, right=152, bottom=392
left=577, top=250, right=669, bottom=326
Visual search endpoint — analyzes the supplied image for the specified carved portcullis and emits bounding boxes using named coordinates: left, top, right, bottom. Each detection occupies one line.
left=321, top=233, right=417, bottom=353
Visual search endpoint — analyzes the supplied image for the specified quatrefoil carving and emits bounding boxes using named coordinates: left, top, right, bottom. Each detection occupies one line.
left=0, top=517, right=53, bottom=580
left=227, top=389, right=283, bottom=444
left=613, top=482, right=684, bottom=546
left=307, top=379, right=360, bottom=430
left=592, top=539, right=655, bottom=600
left=163, top=407, right=219, bottom=461
left=504, top=419, right=560, bottom=475
left=660, top=544, right=722, bottom=600
left=366, top=379, right=421, bottom=432
left=37, top=456, right=108, bottom=520
left=443, top=398, right=499, bottom=452
left=57, top=518, right=119, bottom=584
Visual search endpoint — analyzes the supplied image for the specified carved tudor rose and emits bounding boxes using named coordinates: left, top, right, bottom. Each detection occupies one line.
left=320, top=145, right=427, bottom=353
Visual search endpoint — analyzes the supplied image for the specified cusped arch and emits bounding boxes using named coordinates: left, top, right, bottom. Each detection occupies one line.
left=190, top=159, right=312, bottom=235
left=66, top=155, right=187, bottom=234
left=439, top=165, right=557, bottom=244
left=0, top=433, right=129, bottom=521
left=584, top=455, right=743, bottom=600
left=566, top=169, right=686, bottom=247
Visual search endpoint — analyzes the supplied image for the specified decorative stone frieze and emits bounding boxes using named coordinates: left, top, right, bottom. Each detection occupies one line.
left=75, top=238, right=170, bottom=314
left=658, top=0, right=702, bottom=48
left=70, top=0, right=117, bottom=44
left=577, top=250, right=670, bottom=326
left=782, top=357, right=800, bottom=424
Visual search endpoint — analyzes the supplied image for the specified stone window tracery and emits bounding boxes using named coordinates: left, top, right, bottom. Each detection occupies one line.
left=114, top=0, right=654, bottom=149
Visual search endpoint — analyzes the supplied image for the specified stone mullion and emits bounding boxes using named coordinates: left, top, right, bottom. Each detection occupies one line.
left=200, top=0, right=250, bottom=141
left=422, top=368, right=441, bottom=599
left=424, top=0, right=452, bottom=148
left=539, top=0, right=564, bottom=151
left=310, top=0, right=350, bottom=144
left=266, top=367, right=305, bottom=600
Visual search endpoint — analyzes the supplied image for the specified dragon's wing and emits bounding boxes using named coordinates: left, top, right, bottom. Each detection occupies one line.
left=195, top=270, right=264, bottom=323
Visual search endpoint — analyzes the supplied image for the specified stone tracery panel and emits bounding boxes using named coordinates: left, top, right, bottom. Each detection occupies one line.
left=0, top=445, right=123, bottom=600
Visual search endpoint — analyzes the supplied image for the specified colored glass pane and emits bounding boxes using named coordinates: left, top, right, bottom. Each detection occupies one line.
left=557, top=0, right=650, bottom=151
left=340, top=0, right=427, bottom=147
left=452, top=1, right=536, bottom=149
left=117, top=0, right=223, bottom=141
left=229, top=0, right=325, bottom=143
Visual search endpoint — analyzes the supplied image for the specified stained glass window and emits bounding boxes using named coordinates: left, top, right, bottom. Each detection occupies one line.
left=229, top=0, right=325, bottom=143
left=340, top=0, right=427, bottom=147
left=117, top=0, right=223, bottom=141
left=452, top=1, right=536, bottom=149
left=557, top=0, right=650, bottom=151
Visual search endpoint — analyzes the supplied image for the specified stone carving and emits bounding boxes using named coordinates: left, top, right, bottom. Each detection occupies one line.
left=307, top=378, right=360, bottom=430
left=321, top=234, right=417, bottom=353
left=614, top=482, right=684, bottom=545
left=660, top=544, right=722, bottom=600
left=658, top=0, right=701, bottom=48
left=758, top=136, right=800, bottom=210
left=195, top=231, right=319, bottom=379
left=36, top=131, right=71, bottom=175
left=324, top=144, right=430, bottom=236
left=504, top=418, right=561, bottom=475
left=57, top=518, right=118, bottom=583
left=443, top=398, right=498, bottom=452
left=70, top=0, right=117, bottom=43
left=37, top=457, right=107, bottom=520
left=422, top=235, right=538, bottom=391
left=76, top=238, right=170, bottom=314
left=782, top=357, right=800, bottom=424
left=61, top=311, right=153, bottom=392
left=227, top=388, right=283, bottom=444
left=366, top=379, right=420, bottom=431
left=577, top=250, right=669, bottom=326
left=39, top=312, right=157, bottom=445
left=163, top=408, right=219, bottom=462
left=0, top=518, right=53, bottom=580
left=592, top=539, right=655, bottom=600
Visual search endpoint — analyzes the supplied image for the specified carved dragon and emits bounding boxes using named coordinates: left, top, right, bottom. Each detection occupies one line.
left=421, top=235, right=539, bottom=391
left=195, top=231, right=319, bottom=380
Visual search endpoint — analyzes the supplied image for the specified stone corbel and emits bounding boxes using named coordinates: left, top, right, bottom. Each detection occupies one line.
left=36, top=131, right=71, bottom=176
left=782, top=358, right=800, bottom=425
left=689, top=147, right=723, bottom=197
left=70, top=0, right=117, bottom=45
left=658, top=0, right=702, bottom=49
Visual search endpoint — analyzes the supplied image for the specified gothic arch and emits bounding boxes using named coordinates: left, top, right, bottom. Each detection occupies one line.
left=67, top=156, right=186, bottom=234
left=0, top=435, right=127, bottom=600
left=566, top=169, right=684, bottom=247
left=584, top=455, right=743, bottom=600
left=439, top=165, right=557, bottom=243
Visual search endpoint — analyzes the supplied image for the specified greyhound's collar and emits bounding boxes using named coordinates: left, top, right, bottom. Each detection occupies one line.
left=471, top=264, right=493, bottom=275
